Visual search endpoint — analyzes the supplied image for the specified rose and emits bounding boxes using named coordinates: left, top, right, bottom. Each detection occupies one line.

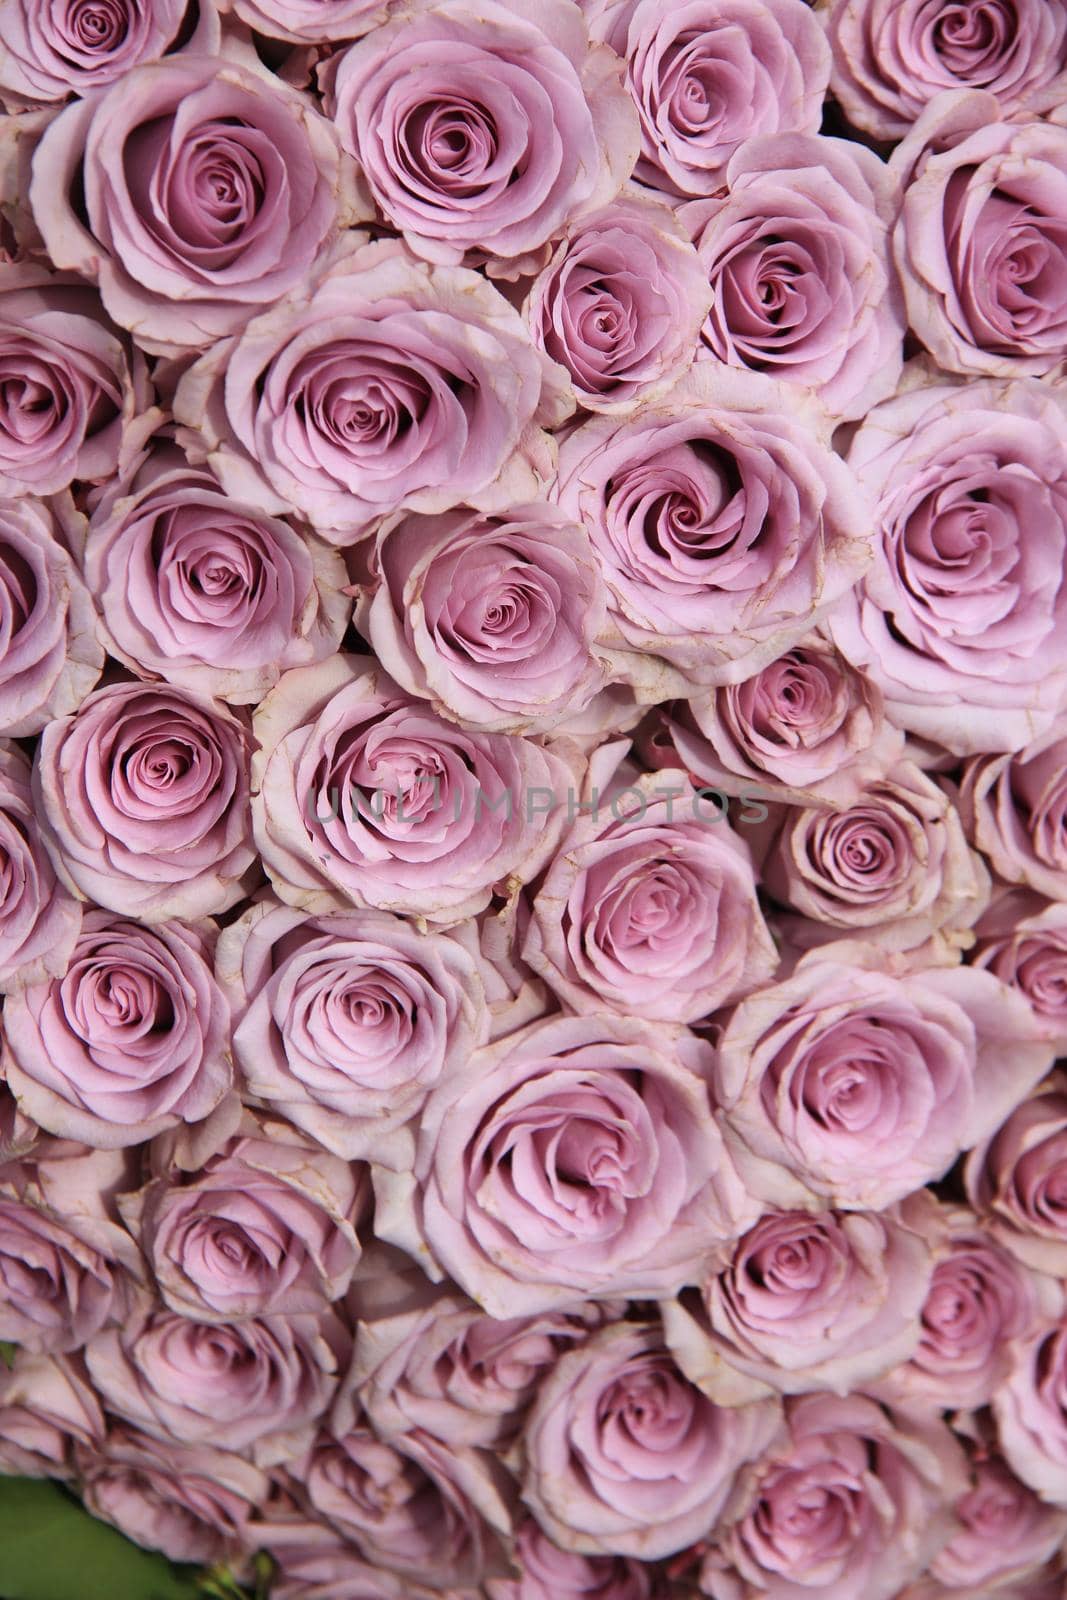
left=715, top=954, right=1055, bottom=1211
left=81, top=447, right=350, bottom=704
left=2, top=911, right=231, bottom=1148
left=174, top=234, right=573, bottom=541
left=523, top=757, right=778, bottom=1024
left=379, top=1012, right=755, bottom=1318
left=698, top=1393, right=965, bottom=1600
left=78, top=1427, right=269, bottom=1566
left=119, top=1111, right=366, bottom=1320
left=0, top=741, right=80, bottom=991
left=217, top=0, right=389, bottom=44
left=680, top=133, right=903, bottom=423
left=30, top=54, right=354, bottom=354
left=356, top=503, right=610, bottom=735
left=662, top=1201, right=935, bottom=1402
left=321, top=0, right=637, bottom=267
left=961, top=724, right=1067, bottom=897
left=85, top=1306, right=348, bottom=1465
left=0, top=1194, right=120, bottom=1353
left=33, top=679, right=257, bottom=923
left=252, top=655, right=581, bottom=927
left=552, top=366, right=871, bottom=698
left=890, top=92, right=1067, bottom=378
left=995, top=1315, right=1067, bottom=1506
left=520, top=1320, right=781, bottom=1560
left=522, top=191, right=710, bottom=411
left=584, top=0, right=830, bottom=198
left=0, top=0, right=190, bottom=102
left=271, top=1547, right=445, bottom=1600
left=486, top=1520, right=662, bottom=1600
left=217, top=898, right=489, bottom=1168
left=825, top=372, right=1067, bottom=754
left=929, top=1450, right=1067, bottom=1591
left=825, top=0, right=1067, bottom=141
left=972, top=891, right=1067, bottom=1050
left=0, top=1350, right=104, bottom=1478
left=964, top=1071, right=1067, bottom=1275
left=762, top=761, right=990, bottom=953
left=0, top=264, right=150, bottom=496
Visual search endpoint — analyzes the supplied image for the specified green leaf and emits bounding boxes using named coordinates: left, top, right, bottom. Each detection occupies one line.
left=0, top=1477, right=205, bottom=1600
left=0, top=1341, right=17, bottom=1368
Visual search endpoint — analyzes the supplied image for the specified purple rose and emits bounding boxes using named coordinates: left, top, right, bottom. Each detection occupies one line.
left=995, top=1314, right=1067, bottom=1507
left=218, top=0, right=390, bottom=43
left=486, top=1520, right=663, bottom=1600
left=972, top=890, right=1067, bottom=1051
left=0, top=0, right=217, bottom=104
left=961, top=722, right=1067, bottom=898
left=964, top=1071, right=1067, bottom=1275
left=930, top=1446, right=1067, bottom=1592
left=0, top=741, right=80, bottom=991
left=0, top=1194, right=120, bottom=1353
left=0, top=1350, right=104, bottom=1478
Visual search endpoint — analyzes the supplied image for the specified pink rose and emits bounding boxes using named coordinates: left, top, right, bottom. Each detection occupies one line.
left=217, top=898, right=489, bottom=1168
left=33, top=679, right=257, bottom=923
left=486, top=1520, right=663, bottom=1600
left=930, top=1447, right=1067, bottom=1591
left=681, top=134, right=903, bottom=423
left=584, top=0, right=829, bottom=198
left=716, top=954, right=1055, bottom=1211
left=964, top=1071, right=1067, bottom=1275
left=523, top=756, right=778, bottom=1025
left=80, top=445, right=350, bottom=704
left=826, top=372, right=1067, bottom=754
left=972, top=890, right=1067, bottom=1051
left=251, top=655, right=580, bottom=926
left=961, top=723, right=1067, bottom=897
left=356, top=503, right=610, bottom=735
left=523, top=191, right=710, bottom=411
left=322, top=0, right=637, bottom=267
left=552, top=366, right=871, bottom=697
left=0, top=1350, right=104, bottom=1478
left=0, top=0, right=218, bottom=103
left=381, top=1012, right=754, bottom=1317
left=31, top=54, right=355, bottom=354
left=995, top=1314, right=1067, bottom=1507
left=890, top=92, right=1067, bottom=378
left=218, top=0, right=389, bottom=43
left=0, top=741, right=80, bottom=991
left=175, top=234, right=572, bottom=540
left=0, top=1194, right=121, bottom=1353
left=520, top=1319, right=781, bottom=1560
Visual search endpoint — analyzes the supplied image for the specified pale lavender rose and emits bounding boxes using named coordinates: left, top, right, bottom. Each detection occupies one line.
left=890, top=92, right=1067, bottom=378
left=219, top=0, right=390, bottom=43
left=81, top=448, right=350, bottom=704
left=356, top=504, right=610, bottom=735
left=322, top=0, right=637, bottom=268
left=681, top=134, right=903, bottom=423
left=929, top=1449, right=1067, bottom=1591
left=78, top=1426, right=269, bottom=1566
left=698, top=1393, right=965, bottom=1600
left=217, top=898, right=489, bottom=1168
left=523, top=191, right=710, bottom=411
left=33, top=679, right=257, bottom=923
left=0, top=0, right=216, bottom=104
left=552, top=366, right=871, bottom=698
left=2, top=911, right=231, bottom=1149
left=119, top=1111, right=366, bottom=1320
left=762, top=761, right=990, bottom=954
left=252, top=655, right=581, bottom=927
left=31, top=54, right=355, bottom=355
left=0, top=741, right=80, bottom=991
left=662, top=1201, right=935, bottom=1403
left=584, top=0, right=829, bottom=198
left=964, top=1072, right=1067, bottom=1276
left=716, top=954, right=1055, bottom=1211
left=486, top=1520, right=662, bottom=1600
left=961, top=724, right=1067, bottom=898
left=826, top=372, right=1067, bottom=754
left=972, top=891, right=1067, bottom=1051
left=175, top=234, right=572, bottom=541
left=995, top=1314, right=1067, bottom=1506
left=521, top=1320, right=781, bottom=1560
left=523, top=755, right=777, bottom=1025
left=380, top=1012, right=755, bottom=1318
left=0, top=1350, right=104, bottom=1478
left=826, top=0, right=1067, bottom=142
left=0, top=264, right=151, bottom=496
left=0, top=1192, right=120, bottom=1353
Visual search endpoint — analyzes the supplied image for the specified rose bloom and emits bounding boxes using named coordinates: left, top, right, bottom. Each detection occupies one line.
left=961, top=723, right=1067, bottom=898
left=322, top=0, right=637, bottom=268
left=762, top=761, right=990, bottom=954
left=0, top=741, right=80, bottom=992
left=929, top=1448, right=1067, bottom=1592
left=523, top=191, right=711, bottom=412
left=662, top=1201, right=935, bottom=1402
left=217, top=898, right=489, bottom=1169
left=523, top=759, right=777, bottom=1024
left=0, top=1350, right=104, bottom=1479
left=33, top=679, right=257, bottom=923
left=827, top=372, right=1067, bottom=755
left=0, top=0, right=194, bottom=103
left=0, top=1192, right=121, bottom=1354
left=30, top=53, right=356, bottom=354
left=552, top=366, right=871, bottom=698
left=486, top=1520, right=663, bottom=1600
left=356, top=503, right=610, bottom=735
left=175, top=234, right=572, bottom=541
left=521, top=1320, right=781, bottom=1560
left=715, top=953, right=1055, bottom=1211
left=379, top=1012, right=754, bottom=1317
left=217, top=0, right=389, bottom=43
left=81, top=446, right=350, bottom=705
left=890, top=91, right=1067, bottom=378
left=698, top=1393, right=965, bottom=1600
left=0, top=264, right=150, bottom=496
left=964, top=1071, right=1067, bottom=1276
left=972, top=890, right=1067, bottom=1051
left=584, top=0, right=829, bottom=197
left=252, top=655, right=579, bottom=927
left=995, top=1315, right=1067, bottom=1507
left=2, top=910, right=231, bottom=1149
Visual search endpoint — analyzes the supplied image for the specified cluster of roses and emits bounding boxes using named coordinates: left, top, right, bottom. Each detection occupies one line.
left=4, top=0, right=1067, bottom=1596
